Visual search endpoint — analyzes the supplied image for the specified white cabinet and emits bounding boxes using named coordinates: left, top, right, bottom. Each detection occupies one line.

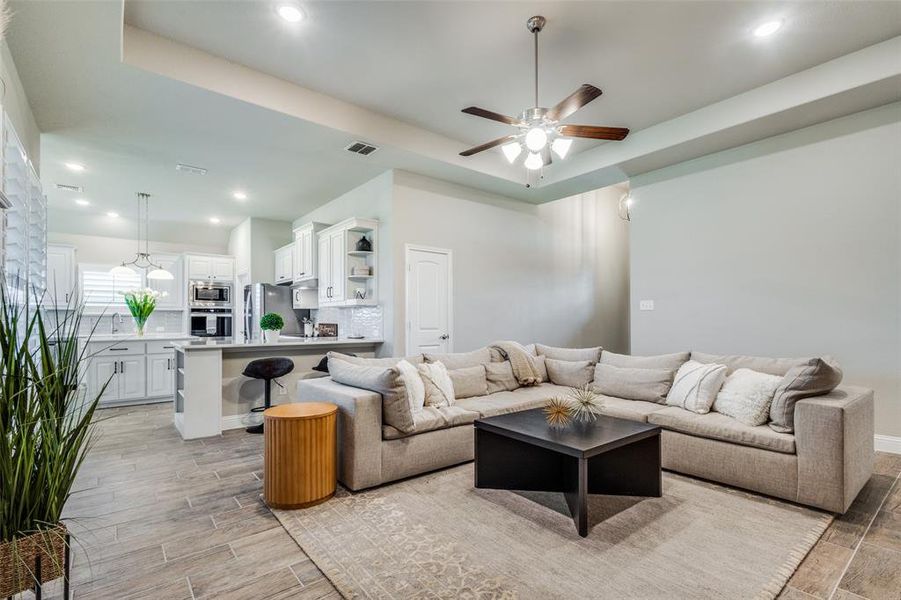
left=292, top=222, right=328, bottom=283
left=186, top=254, right=234, bottom=281
left=89, top=357, right=120, bottom=404
left=146, top=353, right=175, bottom=398
left=87, top=351, right=146, bottom=405
left=273, top=244, right=294, bottom=284
left=118, top=356, right=146, bottom=401
left=316, top=218, right=378, bottom=307
left=149, top=253, right=183, bottom=309
left=45, top=244, right=76, bottom=306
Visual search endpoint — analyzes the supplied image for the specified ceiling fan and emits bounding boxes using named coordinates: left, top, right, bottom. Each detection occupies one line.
left=459, top=15, right=629, bottom=179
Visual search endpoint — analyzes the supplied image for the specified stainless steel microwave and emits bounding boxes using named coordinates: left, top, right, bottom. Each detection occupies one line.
left=189, top=282, right=232, bottom=307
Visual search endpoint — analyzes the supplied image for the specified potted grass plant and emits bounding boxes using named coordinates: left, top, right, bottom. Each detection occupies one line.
left=120, top=288, right=166, bottom=336
left=260, top=312, right=284, bottom=344
left=0, top=283, right=107, bottom=597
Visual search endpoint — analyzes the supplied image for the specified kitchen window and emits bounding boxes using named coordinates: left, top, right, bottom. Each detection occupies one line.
left=79, top=263, right=141, bottom=308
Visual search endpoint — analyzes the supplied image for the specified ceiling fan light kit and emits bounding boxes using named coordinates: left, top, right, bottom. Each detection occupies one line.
left=459, top=15, right=629, bottom=186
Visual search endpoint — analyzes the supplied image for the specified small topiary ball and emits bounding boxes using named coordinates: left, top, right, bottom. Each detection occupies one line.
left=260, top=312, right=285, bottom=331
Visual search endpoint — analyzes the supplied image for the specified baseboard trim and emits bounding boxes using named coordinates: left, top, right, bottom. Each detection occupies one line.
left=875, top=434, right=901, bottom=455
left=221, top=414, right=252, bottom=431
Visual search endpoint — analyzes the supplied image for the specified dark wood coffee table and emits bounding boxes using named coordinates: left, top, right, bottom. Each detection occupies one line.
left=474, top=408, right=662, bottom=537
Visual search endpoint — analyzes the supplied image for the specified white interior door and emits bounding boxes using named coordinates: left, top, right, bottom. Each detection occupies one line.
left=406, top=245, right=452, bottom=355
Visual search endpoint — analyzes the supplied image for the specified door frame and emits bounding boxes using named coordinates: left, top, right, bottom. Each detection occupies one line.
left=404, top=244, right=454, bottom=355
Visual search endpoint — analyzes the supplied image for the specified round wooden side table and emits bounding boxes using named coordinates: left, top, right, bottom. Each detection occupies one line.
left=263, top=402, right=338, bottom=509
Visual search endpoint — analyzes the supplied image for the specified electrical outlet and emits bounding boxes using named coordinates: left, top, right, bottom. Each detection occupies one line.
left=639, top=300, right=655, bottom=311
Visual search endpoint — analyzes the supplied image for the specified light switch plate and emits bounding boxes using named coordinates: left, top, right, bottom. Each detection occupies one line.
left=639, top=300, right=655, bottom=311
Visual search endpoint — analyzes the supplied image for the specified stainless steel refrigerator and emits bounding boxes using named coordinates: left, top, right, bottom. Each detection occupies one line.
left=243, top=284, right=308, bottom=340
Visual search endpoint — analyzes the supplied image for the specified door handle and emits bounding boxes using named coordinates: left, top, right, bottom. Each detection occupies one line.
left=440, top=334, right=449, bottom=340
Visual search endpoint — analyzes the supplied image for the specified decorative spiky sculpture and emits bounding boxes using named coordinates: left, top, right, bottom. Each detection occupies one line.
left=568, top=384, right=603, bottom=423
left=543, top=396, right=573, bottom=428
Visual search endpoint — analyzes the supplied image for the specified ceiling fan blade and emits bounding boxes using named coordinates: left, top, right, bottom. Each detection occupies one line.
left=459, top=135, right=518, bottom=157
left=558, top=125, right=630, bottom=141
left=461, top=106, right=522, bottom=126
left=546, top=84, right=603, bottom=122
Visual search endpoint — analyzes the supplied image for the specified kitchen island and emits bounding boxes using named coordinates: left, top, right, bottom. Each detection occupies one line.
left=171, top=336, right=382, bottom=439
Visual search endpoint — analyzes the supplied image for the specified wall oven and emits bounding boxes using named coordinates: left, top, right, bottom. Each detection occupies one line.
left=189, top=308, right=233, bottom=338
left=189, top=282, right=232, bottom=307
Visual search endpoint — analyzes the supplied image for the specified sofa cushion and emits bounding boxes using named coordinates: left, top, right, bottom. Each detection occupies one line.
left=424, top=347, right=491, bottom=369
left=600, top=350, right=689, bottom=371
left=448, top=365, right=489, bottom=399
left=690, top=352, right=807, bottom=377
left=418, top=361, right=456, bottom=407
left=534, top=355, right=549, bottom=383
left=490, top=343, right=538, bottom=362
left=648, top=406, right=796, bottom=454
left=597, top=397, right=669, bottom=423
left=593, top=363, right=674, bottom=404
left=545, top=358, right=594, bottom=387
left=328, top=351, right=423, bottom=367
left=713, top=368, right=782, bottom=426
left=327, top=358, right=413, bottom=433
left=536, top=343, right=602, bottom=363
left=666, top=360, right=727, bottom=414
left=769, top=357, right=843, bottom=433
left=486, top=361, right=519, bottom=394
left=396, top=359, right=425, bottom=413
left=456, top=383, right=569, bottom=418
left=382, top=405, right=480, bottom=440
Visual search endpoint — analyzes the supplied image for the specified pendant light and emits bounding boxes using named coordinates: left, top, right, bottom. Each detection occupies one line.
left=110, top=193, right=173, bottom=280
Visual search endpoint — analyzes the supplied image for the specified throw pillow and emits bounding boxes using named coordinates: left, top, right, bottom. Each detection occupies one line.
left=395, top=359, right=425, bottom=414
left=713, top=368, right=782, bottom=426
left=600, top=350, right=689, bottom=371
left=448, top=365, right=489, bottom=399
left=690, top=352, right=807, bottom=377
left=769, top=357, right=843, bottom=433
left=417, top=361, right=456, bottom=407
left=666, top=360, right=728, bottom=414
left=423, top=347, right=491, bottom=370
left=327, top=358, right=413, bottom=433
left=545, top=358, right=594, bottom=387
left=535, top=343, right=602, bottom=363
left=592, top=363, right=675, bottom=403
left=533, top=355, right=549, bottom=383
left=486, top=361, right=519, bottom=394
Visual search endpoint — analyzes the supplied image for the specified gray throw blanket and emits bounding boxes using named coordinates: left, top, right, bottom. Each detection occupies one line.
left=491, top=341, right=541, bottom=386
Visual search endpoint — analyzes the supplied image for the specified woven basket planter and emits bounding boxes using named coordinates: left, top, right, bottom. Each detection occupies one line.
left=0, top=523, right=68, bottom=597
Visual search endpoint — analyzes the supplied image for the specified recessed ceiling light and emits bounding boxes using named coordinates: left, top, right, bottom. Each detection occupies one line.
left=277, top=4, right=304, bottom=23
left=106, top=211, right=119, bottom=218
left=75, top=198, right=90, bottom=206
left=753, top=20, right=783, bottom=37
left=65, top=162, right=85, bottom=172
left=232, top=190, right=247, bottom=200
left=209, top=217, right=221, bottom=224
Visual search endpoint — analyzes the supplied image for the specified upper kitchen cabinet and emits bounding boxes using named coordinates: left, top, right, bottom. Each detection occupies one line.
left=273, top=243, right=293, bottom=284
left=149, top=253, right=183, bottom=309
left=186, top=254, right=234, bottom=282
left=292, top=222, right=329, bottom=284
left=45, top=243, right=76, bottom=307
left=317, top=218, right=378, bottom=307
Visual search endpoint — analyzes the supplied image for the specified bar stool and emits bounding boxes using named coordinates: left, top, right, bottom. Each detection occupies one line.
left=244, top=357, right=295, bottom=434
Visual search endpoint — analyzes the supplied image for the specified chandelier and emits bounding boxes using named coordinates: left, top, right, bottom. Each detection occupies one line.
left=110, top=193, right=173, bottom=280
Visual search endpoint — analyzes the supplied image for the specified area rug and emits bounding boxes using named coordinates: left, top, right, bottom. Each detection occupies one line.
left=272, top=465, right=832, bottom=599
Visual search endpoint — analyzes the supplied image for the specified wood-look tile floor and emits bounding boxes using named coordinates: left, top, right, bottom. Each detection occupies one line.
left=14, top=403, right=900, bottom=599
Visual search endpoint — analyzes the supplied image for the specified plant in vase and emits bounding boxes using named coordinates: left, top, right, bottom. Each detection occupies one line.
left=0, top=284, right=107, bottom=597
left=260, top=312, right=285, bottom=344
left=120, top=288, right=166, bottom=336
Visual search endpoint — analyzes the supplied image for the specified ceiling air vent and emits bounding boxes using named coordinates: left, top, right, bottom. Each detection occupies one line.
left=175, top=163, right=207, bottom=175
left=345, top=141, right=379, bottom=156
left=56, top=184, right=83, bottom=193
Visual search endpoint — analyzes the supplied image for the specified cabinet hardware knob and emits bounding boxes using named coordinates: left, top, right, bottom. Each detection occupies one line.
left=440, top=334, right=449, bottom=340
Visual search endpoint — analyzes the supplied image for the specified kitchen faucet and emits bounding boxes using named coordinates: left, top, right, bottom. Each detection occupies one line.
left=111, top=312, right=123, bottom=334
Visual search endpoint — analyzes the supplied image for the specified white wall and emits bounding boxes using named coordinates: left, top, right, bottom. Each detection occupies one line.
left=250, top=218, right=292, bottom=284
left=393, top=171, right=630, bottom=355
left=630, top=103, right=901, bottom=437
left=48, top=232, right=226, bottom=263
left=0, top=41, right=40, bottom=169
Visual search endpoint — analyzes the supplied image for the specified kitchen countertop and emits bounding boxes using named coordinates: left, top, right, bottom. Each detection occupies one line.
left=80, top=333, right=200, bottom=342
left=173, top=336, right=384, bottom=351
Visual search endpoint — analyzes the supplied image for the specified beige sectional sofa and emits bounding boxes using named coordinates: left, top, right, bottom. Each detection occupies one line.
left=296, top=346, right=874, bottom=513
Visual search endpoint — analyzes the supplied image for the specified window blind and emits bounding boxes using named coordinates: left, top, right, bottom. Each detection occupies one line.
left=80, top=263, right=141, bottom=308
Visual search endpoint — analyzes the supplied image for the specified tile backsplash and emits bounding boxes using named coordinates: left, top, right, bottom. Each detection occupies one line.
left=312, top=306, right=383, bottom=339
left=75, top=310, right=185, bottom=336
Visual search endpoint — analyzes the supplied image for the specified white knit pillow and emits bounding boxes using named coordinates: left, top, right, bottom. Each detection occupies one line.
left=395, top=359, right=425, bottom=414
left=666, top=360, right=728, bottom=414
left=714, top=368, right=782, bottom=426
left=417, top=361, right=456, bottom=407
